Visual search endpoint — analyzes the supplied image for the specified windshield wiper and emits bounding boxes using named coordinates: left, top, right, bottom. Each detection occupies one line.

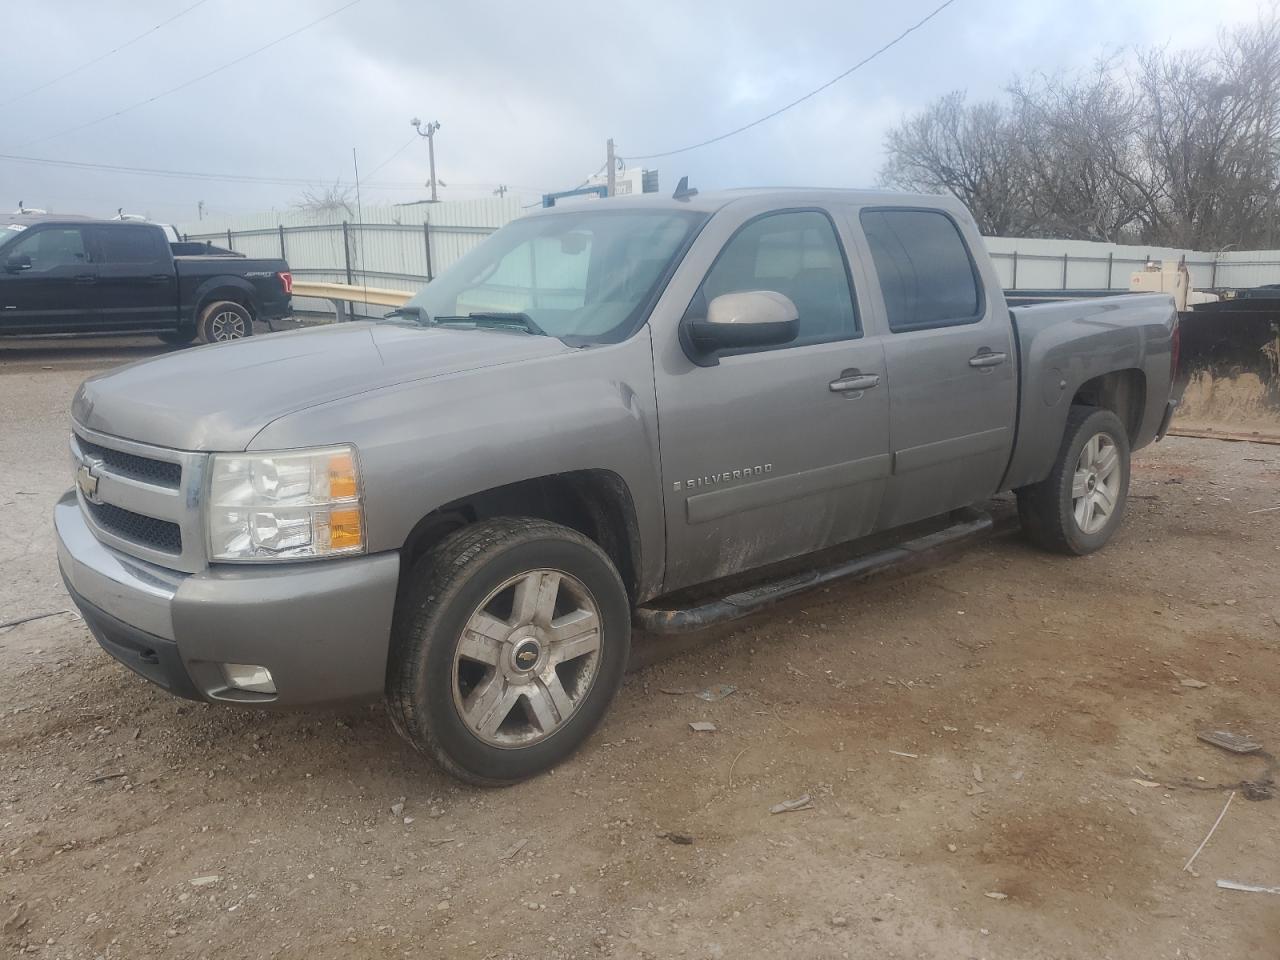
left=383, top=304, right=431, bottom=324
left=431, top=312, right=548, bottom=337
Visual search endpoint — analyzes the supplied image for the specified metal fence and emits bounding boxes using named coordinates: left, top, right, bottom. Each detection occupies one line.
left=182, top=219, right=501, bottom=317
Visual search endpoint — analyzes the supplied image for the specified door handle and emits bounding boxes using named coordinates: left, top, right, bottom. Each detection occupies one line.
left=73, top=274, right=96, bottom=284
left=829, top=374, right=880, bottom=392
left=147, top=274, right=170, bottom=283
left=968, top=351, right=1007, bottom=368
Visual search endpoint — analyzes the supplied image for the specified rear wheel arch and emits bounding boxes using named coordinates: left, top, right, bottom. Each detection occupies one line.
left=1070, top=368, right=1146, bottom=446
left=399, top=470, right=643, bottom=604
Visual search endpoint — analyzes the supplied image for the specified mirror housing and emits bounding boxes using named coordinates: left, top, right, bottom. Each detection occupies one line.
left=4, top=253, right=31, bottom=273
left=683, top=290, right=799, bottom=365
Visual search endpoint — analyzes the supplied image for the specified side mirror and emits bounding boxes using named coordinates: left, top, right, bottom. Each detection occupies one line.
left=4, top=253, right=31, bottom=273
left=683, top=290, right=799, bottom=365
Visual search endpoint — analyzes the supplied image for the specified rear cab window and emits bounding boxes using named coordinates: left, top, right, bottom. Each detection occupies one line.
left=858, top=208, right=982, bottom=332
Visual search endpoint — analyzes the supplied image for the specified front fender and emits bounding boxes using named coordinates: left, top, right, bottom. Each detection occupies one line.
left=248, top=330, right=666, bottom=598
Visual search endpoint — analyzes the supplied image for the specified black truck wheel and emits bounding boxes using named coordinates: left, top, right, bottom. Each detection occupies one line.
left=386, top=518, right=631, bottom=786
left=198, top=300, right=253, bottom=344
left=1017, top=405, right=1131, bottom=555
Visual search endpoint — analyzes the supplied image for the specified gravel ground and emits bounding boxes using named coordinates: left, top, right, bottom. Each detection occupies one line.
left=2, top=336, right=1278, bottom=960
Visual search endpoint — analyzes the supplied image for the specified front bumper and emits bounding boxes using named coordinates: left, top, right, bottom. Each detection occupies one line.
left=55, top=491, right=401, bottom=707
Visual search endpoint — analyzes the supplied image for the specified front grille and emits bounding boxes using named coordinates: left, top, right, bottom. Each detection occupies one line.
left=77, top=436, right=181, bottom=489
left=85, top=501, right=183, bottom=555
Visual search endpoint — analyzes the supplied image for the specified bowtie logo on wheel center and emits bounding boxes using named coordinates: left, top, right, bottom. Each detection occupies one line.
left=511, top=638, right=542, bottom=673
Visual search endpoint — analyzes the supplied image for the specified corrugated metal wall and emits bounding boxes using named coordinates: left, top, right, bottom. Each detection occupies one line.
left=178, top=197, right=522, bottom=316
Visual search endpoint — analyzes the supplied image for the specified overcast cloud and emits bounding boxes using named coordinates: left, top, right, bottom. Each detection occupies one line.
left=0, top=0, right=1266, bottom=227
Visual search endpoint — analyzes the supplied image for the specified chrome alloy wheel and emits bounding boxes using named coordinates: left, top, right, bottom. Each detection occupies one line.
left=1071, top=432, right=1121, bottom=535
left=451, top=569, right=603, bottom=748
left=209, top=309, right=248, bottom=340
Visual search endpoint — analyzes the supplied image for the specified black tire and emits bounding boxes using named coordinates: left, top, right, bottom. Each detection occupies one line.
left=197, top=300, right=253, bottom=344
left=387, top=518, right=631, bottom=786
left=1017, top=405, right=1131, bottom=555
left=157, top=328, right=197, bottom=346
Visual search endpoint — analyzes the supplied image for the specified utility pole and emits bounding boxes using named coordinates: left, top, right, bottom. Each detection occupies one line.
left=493, top=184, right=508, bottom=197
left=411, top=117, right=442, bottom=202
left=606, top=138, right=616, bottom=197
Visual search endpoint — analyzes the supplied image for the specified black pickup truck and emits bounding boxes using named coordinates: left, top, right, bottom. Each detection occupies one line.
left=0, top=215, right=291, bottom=344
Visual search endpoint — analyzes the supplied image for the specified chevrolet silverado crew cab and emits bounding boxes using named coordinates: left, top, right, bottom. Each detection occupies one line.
left=1, top=214, right=291, bottom=344
left=56, top=188, right=1179, bottom=784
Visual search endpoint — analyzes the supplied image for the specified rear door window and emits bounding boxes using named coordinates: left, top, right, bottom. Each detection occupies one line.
left=93, top=225, right=169, bottom=264
left=859, top=209, right=982, bottom=332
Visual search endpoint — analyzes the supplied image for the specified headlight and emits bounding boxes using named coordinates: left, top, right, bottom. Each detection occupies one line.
left=207, top=445, right=365, bottom=561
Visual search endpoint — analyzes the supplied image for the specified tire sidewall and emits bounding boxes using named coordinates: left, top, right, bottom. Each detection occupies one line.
left=1055, top=410, right=1131, bottom=554
left=199, top=300, right=253, bottom=344
left=404, top=533, right=630, bottom=784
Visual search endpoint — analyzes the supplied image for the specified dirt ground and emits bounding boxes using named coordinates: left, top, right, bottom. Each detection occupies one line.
left=2, top=337, right=1278, bottom=960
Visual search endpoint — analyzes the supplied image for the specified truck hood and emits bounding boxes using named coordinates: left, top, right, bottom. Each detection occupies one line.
left=72, top=322, right=571, bottom=451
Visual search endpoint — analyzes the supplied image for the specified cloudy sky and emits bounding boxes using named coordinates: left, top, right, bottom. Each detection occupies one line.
left=0, top=0, right=1266, bottom=229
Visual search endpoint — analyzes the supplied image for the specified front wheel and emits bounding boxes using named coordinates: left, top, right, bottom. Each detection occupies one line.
left=387, top=518, right=631, bottom=786
left=1017, top=405, right=1130, bottom=555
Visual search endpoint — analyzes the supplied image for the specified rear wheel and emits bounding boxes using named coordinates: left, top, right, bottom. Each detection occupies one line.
left=1017, top=405, right=1130, bottom=555
left=387, top=518, right=631, bottom=786
left=198, top=300, right=253, bottom=344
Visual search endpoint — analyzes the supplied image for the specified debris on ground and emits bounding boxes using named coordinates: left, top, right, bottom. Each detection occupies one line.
left=688, top=721, right=717, bottom=732
left=769, top=795, right=814, bottom=814
left=984, top=891, right=1008, bottom=900
left=390, top=802, right=405, bottom=817
left=1132, top=778, right=1163, bottom=788
left=499, top=839, right=529, bottom=861
left=973, top=764, right=984, bottom=783
left=1180, top=678, right=1209, bottom=689
left=656, top=832, right=694, bottom=845
left=1183, top=791, right=1236, bottom=872
left=887, top=750, right=918, bottom=759
left=2, top=903, right=28, bottom=935
left=1197, top=730, right=1263, bottom=754
left=659, top=687, right=697, bottom=695
left=1216, top=879, right=1280, bottom=895
left=189, top=876, right=220, bottom=887
left=695, top=683, right=737, bottom=702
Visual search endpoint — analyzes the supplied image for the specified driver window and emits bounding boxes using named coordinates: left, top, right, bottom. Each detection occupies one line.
left=697, top=210, right=859, bottom=347
left=7, top=228, right=89, bottom=272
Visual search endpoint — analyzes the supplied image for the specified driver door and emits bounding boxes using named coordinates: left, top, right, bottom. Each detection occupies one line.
left=0, top=225, right=98, bottom=334
left=652, top=206, right=891, bottom=592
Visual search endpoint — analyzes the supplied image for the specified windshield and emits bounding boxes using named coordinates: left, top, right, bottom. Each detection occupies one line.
left=398, top=208, right=705, bottom=345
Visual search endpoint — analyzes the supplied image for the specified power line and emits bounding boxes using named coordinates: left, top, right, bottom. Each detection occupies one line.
left=0, top=150, right=547, bottom=195
left=619, top=0, right=960, bottom=161
left=362, top=135, right=418, bottom=180
left=0, top=0, right=216, bottom=109
left=16, top=0, right=367, bottom=148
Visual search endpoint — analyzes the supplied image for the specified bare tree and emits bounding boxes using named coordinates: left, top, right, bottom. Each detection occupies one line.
left=880, top=12, right=1280, bottom=249
left=292, top=181, right=355, bottom=221
left=881, top=92, right=1030, bottom=236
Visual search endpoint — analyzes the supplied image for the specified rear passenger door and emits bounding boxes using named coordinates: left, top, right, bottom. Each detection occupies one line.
left=853, top=207, right=1017, bottom=529
left=88, top=224, right=178, bottom=331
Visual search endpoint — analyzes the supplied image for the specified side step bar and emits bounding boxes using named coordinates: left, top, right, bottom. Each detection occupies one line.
left=634, top=508, right=994, bottom=634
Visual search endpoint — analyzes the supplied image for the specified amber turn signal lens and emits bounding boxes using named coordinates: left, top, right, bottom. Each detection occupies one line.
left=328, top=452, right=358, bottom=500
left=328, top=508, right=363, bottom=550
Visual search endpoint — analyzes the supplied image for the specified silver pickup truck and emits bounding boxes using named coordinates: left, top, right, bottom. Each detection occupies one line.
left=56, top=188, right=1179, bottom=784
